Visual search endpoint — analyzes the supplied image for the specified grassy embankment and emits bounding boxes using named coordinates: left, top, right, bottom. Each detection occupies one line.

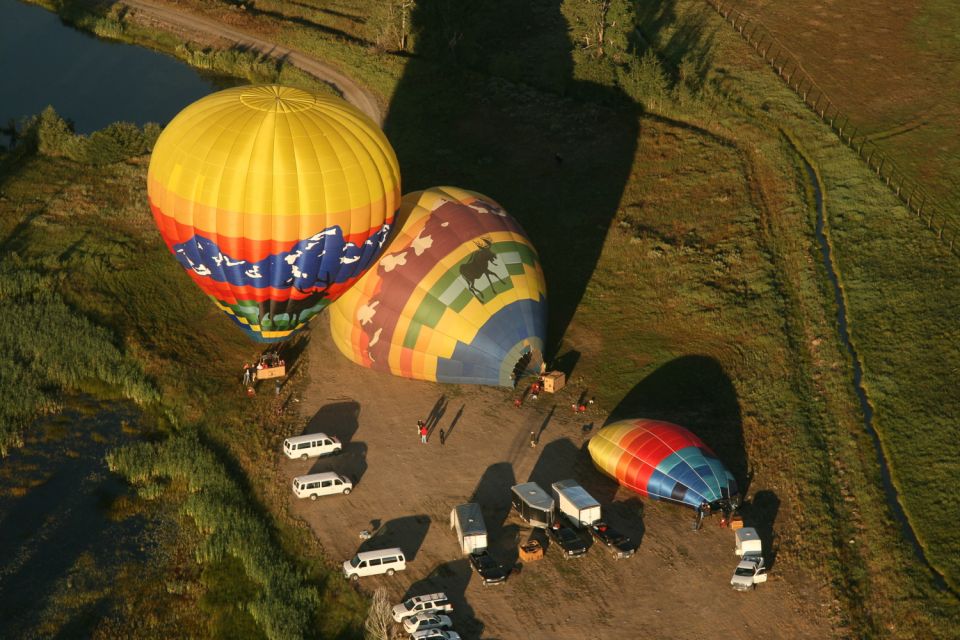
left=16, top=0, right=960, bottom=637
left=0, top=110, right=367, bottom=638
left=727, top=0, right=960, bottom=236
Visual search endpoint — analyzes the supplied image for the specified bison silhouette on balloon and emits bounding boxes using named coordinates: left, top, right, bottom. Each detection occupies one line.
left=147, top=85, right=546, bottom=386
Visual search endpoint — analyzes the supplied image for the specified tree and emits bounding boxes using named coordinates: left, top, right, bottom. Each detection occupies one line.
left=369, top=0, right=415, bottom=53
left=364, top=587, right=395, bottom=640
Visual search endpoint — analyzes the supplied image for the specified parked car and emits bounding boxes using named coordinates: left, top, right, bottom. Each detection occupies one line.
left=468, top=550, right=508, bottom=585
left=392, top=592, right=454, bottom=622
left=731, top=556, right=768, bottom=591
left=588, top=521, right=635, bottom=559
left=342, top=548, right=405, bottom=581
left=546, top=523, right=588, bottom=558
left=292, top=472, right=352, bottom=500
left=411, top=630, right=461, bottom=640
left=402, top=612, right=454, bottom=635
left=283, top=433, right=342, bottom=460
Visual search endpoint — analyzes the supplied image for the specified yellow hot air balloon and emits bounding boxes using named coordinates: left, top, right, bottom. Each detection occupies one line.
left=147, top=84, right=401, bottom=342
left=328, top=187, right=548, bottom=386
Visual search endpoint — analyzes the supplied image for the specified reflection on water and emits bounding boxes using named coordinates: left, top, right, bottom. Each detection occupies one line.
left=0, top=398, right=152, bottom=637
left=0, top=0, right=235, bottom=135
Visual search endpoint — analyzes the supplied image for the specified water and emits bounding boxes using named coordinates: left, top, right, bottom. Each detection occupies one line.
left=0, top=399, right=153, bottom=637
left=806, top=160, right=954, bottom=594
left=0, top=0, right=233, bottom=134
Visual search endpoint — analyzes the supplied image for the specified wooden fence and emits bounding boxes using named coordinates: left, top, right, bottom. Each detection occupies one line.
left=708, top=0, right=959, bottom=256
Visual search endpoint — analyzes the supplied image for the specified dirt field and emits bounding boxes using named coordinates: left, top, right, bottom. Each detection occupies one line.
left=274, top=321, right=831, bottom=640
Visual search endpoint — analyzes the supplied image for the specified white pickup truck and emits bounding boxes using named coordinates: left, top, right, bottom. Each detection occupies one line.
left=731, top=555, right=768, bottom=591
left=730, top=527, right=768, bottom=591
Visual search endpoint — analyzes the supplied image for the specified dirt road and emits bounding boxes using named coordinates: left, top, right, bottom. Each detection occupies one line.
left=274, top=322, right=833, bottom=640
left=118, top=0, right=383, bottom=122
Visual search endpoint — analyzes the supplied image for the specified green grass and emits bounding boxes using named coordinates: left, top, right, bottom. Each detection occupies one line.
left=0, top=118, right=368, bottom=637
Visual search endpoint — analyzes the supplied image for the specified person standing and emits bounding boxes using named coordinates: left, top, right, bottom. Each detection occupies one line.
left=420, top=423, right=429, bottom=444
left=530, top=431, right=537, bottom=448
left=439, top=429, right=446, bottom=446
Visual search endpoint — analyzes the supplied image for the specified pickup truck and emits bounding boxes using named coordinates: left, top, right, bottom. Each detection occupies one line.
left=730, top=556, right=768, bottom=591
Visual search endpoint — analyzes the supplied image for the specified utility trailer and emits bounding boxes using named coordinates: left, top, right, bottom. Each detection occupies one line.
left=511, top=482, right=554, bottom=529
left=450, top=503, right=488, bottom=555
left=551, top=479, right=601, bottom=528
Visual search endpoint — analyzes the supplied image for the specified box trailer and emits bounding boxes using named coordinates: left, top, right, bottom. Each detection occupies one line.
left=551, top=479, right=602, bottom=528
left=450, top=503, right=488, bottom=555
left=511, top=482, right=555, bottom=528
left=735, top=527, right=763, bottom=558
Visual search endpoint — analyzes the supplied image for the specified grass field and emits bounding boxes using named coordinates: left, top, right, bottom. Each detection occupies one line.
left=5, top=0, right=960, bottom=637
left=728, top=0, right=960, bottom=237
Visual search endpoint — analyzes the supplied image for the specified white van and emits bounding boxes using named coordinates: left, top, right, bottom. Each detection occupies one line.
left=342, top=548, right=406, bottom=581
left=292, top=472, right=353, bottom=499
left=283, top=433, right=342, bottom=460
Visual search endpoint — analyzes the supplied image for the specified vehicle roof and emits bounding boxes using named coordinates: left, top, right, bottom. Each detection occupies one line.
left=453, top=503, right=486, bottom=535
left=354, top=547, right=404, bottom=560
left=294, top=471, right=345, bottom=482
left=735, top=527, right=760, bottom=542
left=512, top=482, right=554, bottom=510
left=551, top=479, right=600, bottom=509
left=285, top=433, right=331, bottom=444
left=404, top=592, right=447, bottom=603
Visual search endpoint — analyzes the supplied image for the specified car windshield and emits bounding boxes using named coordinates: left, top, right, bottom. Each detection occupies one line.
left=349, top=556, right=361, bottom=568
left=558, top=529, right=576, bottom=541
left=403, top=598, right=416, bottom=609
left=735, top=567, right=755, bottom=576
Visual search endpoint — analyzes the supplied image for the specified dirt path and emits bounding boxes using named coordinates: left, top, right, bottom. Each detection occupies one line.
left=273, top=321, right=833, bottom=640
left=118, top=0, right=383, bottom=123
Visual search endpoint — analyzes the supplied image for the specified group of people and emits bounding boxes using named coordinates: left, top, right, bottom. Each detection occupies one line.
left=241, top=357, right=286, bottom=386
left=417, top=420, right=446, bottom=445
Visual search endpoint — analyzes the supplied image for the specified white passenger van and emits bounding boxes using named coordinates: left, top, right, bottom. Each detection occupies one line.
left=292, top=472, right=353, bottom=499
left=283, top=433, right=342, bottom=460
left=342, top=548, right=406, bottom=581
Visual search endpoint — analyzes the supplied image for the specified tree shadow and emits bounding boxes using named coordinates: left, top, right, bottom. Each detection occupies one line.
left=743, top=489, right=780, bottom=570
left=359, top=514, right=431, bottom=563
left=383, top=0, right=640, bottom=354
left=634, top=0, right=718, bottom=87
left=607, top=355, right=747, bottom=494
left=309, top=441, right=368, bottom=487
left=404, top=558, right=482, bottom=638
left=470, top=462, right=519, bottom=566
left=302, top=401, right=360, bottom=444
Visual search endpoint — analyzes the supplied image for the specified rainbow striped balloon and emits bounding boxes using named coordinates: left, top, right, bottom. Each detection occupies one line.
left=588, top=419, right=738, bottom=509
left=328, top=187, right=547, bottom=386
left=147, top=85, right=400, bottom=342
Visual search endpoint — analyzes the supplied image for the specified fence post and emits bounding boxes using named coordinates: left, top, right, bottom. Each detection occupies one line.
left=876, top=157, right=885, bottom=175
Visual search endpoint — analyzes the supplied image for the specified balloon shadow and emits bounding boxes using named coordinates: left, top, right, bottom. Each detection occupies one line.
left=469, top=462, right=520, bottom=566
left=358, top=514, right=431, bottom=563
left=607, top=355, right=748, bottom=494
left=382, top=0, right=640, bottom=355
left=404, top=558, right=482, bottom=638
left=302, top=400, right=361, bottom=444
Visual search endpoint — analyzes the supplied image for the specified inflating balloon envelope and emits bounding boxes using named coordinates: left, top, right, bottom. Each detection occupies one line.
left=147, top=84, right=401, bottom=342
left=329, top=186, right=548, bottom=386
left=588, top=418, right=739, bottom=510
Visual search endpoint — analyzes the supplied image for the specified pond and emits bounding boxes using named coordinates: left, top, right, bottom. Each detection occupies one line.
left=0, top=0, right=233, bottom=134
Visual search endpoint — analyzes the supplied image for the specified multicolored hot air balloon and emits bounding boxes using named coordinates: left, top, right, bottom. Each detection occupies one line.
left=147, top=84, right=401, bottom=342
left=328, top=187, right=547, bottom=386
left=588, top=419, right=739, bottom=509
